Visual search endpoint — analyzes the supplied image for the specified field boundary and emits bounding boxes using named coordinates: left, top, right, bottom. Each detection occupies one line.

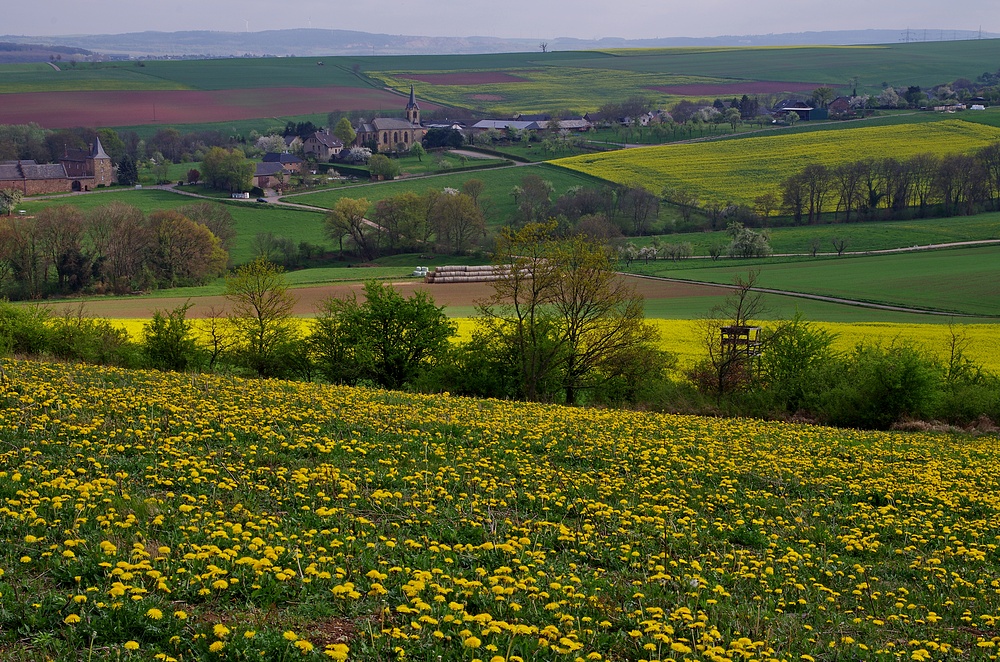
left=629, top=273, right=998, bottom=318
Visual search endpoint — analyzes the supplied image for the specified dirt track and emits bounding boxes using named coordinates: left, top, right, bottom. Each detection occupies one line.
left=35, top=277, right=723, bottom=319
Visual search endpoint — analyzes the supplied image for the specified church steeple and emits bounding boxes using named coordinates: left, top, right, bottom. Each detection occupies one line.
left=405, top=85, right=420, bottom=125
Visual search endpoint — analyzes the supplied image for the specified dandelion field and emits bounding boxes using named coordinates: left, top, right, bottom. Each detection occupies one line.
left=2, top=360, right=1000, bottom=660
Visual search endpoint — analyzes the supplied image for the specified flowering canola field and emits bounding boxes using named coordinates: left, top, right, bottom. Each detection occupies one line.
left=2, top=360, right=999, bottom=661
left=554, top=120, right=1000, bottom=208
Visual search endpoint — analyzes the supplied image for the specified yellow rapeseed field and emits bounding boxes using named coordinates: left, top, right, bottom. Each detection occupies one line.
left=0, top=360, right=998, bottom=660
left=554, top=120, right=1000, bottom=207
left=112, top=318, right=1000, bottom=373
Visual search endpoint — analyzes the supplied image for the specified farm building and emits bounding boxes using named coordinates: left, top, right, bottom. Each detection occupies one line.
left=262, top=152, right=303, bottom=173
left=253, top=161, right=291, bottom=189
left=0, top=137, right=113, bottom=194
left=773, top=100, right=823, bottom=121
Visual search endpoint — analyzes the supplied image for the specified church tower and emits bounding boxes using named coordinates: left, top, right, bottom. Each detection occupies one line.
left=405, top=85, right=420, bottom=125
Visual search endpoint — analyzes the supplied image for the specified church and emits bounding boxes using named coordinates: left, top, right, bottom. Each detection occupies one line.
left=354, top=86, right=426, bottom=153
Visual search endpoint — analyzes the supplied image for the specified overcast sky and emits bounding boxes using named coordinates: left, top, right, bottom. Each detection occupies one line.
left=5, top=0, right=997, bottom=39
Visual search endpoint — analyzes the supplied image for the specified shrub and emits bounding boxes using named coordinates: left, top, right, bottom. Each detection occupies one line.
left=812, top=341, right=942, bottom=430
left=0, top=302, right=51, bottom=356
left=142, top=303, right=200, bottom=372
left=48, top=310, right=139, bottom=367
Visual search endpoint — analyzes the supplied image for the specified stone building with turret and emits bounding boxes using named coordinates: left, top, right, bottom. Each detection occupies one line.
left=0, top=137, right=115, bottom=195
left=60, top=136, right=114, bottom=189
left=354, top=86, right=426, bottom=153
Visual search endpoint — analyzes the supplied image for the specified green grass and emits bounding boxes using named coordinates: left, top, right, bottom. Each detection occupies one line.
left=287, top=164, right=602, bottom=227
left=0, top=64, right=189, bottom=94
left=630, top=245, right=1000, bottom=316
left=576, top=40, right=1000, bottom=91
left=641, top=212, right=1000, bottom=255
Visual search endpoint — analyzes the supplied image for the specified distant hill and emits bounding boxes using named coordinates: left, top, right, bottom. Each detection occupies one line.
left=0, top=41, right=94, bottom=63
left=1, top=28, right=996, bottom=59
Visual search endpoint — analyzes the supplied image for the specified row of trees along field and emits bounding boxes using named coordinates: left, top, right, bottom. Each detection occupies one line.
left=3, top=233, right=997, bottom=429
left=779, top=142, right=1000, bottom=223
left=0, top=202, right=233, bottom=300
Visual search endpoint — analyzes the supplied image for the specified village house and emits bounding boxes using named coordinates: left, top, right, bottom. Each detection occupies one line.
left=302, top=131, right=344, bottom=161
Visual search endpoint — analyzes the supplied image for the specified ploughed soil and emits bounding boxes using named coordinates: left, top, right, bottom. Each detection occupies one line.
left=399, top=72, right=531, bottom=85
left=36, top=277, right=723, bottom=319
left=647, top=81, right=822, bottom=96
left=0, top=87, right=442, bottom=129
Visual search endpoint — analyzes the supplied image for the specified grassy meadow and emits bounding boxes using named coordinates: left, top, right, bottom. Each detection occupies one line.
left=2, top=359, right=999, bottom=660
left=644, top=212, right=1000, bottom=256
left=287, top=164, right=602, bottom=227
left=630, top=245, right=1000, bottom=317
left=554, top=119, right=1000, bottom=208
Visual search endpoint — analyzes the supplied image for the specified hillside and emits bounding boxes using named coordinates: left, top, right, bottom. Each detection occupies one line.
left=2, top=29, right=995, bottom=58
left=1, top=359, right=998, bottom=660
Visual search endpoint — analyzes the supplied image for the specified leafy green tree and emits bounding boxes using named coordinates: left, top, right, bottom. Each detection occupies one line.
left=325, top=197, right=378, bottom=260
left=811, top=87, right=835, bottom=108
left=142, top=302, right=199, bottom=372
left=410, top=142, right=426, bottom=162
left=311, top=280, right=454, bottom=389
left=332, top=117, right=357, bottom=147
left=368, top=154, right=400, bottom=180
left=477, top=222, right=659, bottom=404
left=225, top=258, right=299, bottom=378
left=201, top=147, right=253, bottom=193
left=430, top=191, right=485, bottom=254
left=97, top=128, right=127, bottom=165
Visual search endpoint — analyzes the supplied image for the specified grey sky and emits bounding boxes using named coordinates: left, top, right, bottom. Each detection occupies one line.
left=6, top=0, right=997, bottom=40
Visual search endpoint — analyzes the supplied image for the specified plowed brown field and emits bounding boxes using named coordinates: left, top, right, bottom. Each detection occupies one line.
left=0, top=87, right=442, bottom=128
left=36, top=277, right=722, bottom=319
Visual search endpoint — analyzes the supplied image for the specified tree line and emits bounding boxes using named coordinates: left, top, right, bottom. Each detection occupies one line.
left=779, top=142, right=1000, bottom=224
left=2, top=242, right=997, bottom=430
left=0, top=202, right=232, bottom=300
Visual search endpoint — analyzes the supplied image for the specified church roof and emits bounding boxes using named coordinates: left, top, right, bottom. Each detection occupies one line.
left=406, top=85, right=419, bottom=110
left=371, top=117, right=421, bottom=131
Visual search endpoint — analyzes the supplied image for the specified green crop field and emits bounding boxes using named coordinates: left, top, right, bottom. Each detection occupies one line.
left=0, top=65, right=189, bottom=94
left=287, top=164, right=603, bottom=227
left=630, top=245, right=1000, bottom=317
left=643, top=212, right=1000, bottom=255
left=581, top=39, right=1000, bottom=90
left=3, top=359, right=1000, bottom=660
left=555, top=119, right=1000, bottom=208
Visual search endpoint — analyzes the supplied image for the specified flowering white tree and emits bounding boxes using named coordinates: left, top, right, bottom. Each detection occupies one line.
left=254, top=134, right=287, bottom=154
left=347, top=147, right=372, bottom=164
